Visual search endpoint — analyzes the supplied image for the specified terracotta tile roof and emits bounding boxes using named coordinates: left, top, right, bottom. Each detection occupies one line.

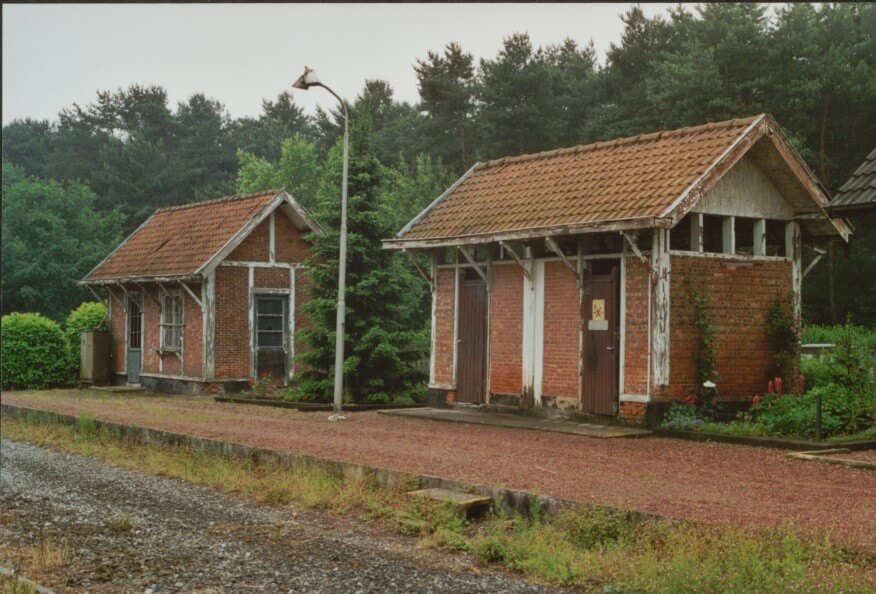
left=85, top=189, right=282, bottom=281
left=398, top=116, right=762, bottom=241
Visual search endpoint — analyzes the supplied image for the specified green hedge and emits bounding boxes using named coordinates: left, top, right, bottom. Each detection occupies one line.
left=803, top=324, right=876, bottom=348
left=1, top=312, right=73, bottom=389
left=64, top=301, right=108, bottom=368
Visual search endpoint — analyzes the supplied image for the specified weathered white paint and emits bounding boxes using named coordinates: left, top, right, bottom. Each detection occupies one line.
left=618, top=246, right=628, bottom=400
left=522, top=258, right=545, bottom=406
left=220, top=261, right=305, bottom=269
left=248, top=265, right=255, bottom=379
left=451, top=263, right=459, bottom=389
left=786, top=221, right=802, bottom=313
left=288, top=268, right=296, bottom=381
left=651, top=229, right=671, bottom=387
left=269, top=212, right=276, bottom=263
left=202, top=270, right=216, bottom=379
left=180, top=282, right=203, bottom=309
left=722, top=216, right=736, bottom=254
left=619, top=393, right=650, bottom=403
left=577, top=240, right=585, bottom=408
left=692, top=155, right=797, bottom=220
left=668, top=250, right=787, bottom=263
left=545, top=237, right=578, bottom=281
left=458, top=246, right=489, bottom=284
left=753, top=218, right=767, bottom=256
left=428, top=253, right=438, bottom=385
left=690, top=212, right=704, bottom=252
left=484, top=254, right=493, bottom=402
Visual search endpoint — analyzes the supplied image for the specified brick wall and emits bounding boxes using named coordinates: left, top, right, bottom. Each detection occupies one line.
left=274, top=213, right=312, bottom=263
left=109, top=291, right=125, bottom=374
left=541, top=262, right=580, bottom=400
left=618, top=401, right=647, bottom=424
left=142, top=289, right=161, bottom=374
left=667, top=254, right=792, bottom=400
left=433, top=268, right=456, bottom=386
left=489, top=264, right=523, bottom=395
left=182, top=285, right=203, bottom=377
left=623, top=257, right=650, bottom=395
left=214, top=266, right=250, bottom=378
left=228, top=217, right=270, bottom=262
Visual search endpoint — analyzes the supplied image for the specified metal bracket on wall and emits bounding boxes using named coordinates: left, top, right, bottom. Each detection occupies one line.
left=499, top=241, right=531, bottom=280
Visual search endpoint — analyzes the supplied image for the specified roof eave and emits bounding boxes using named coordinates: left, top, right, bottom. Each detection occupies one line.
left=80, top=273, right=203, bottom=286
left=384, top=216, right=670, bottom=250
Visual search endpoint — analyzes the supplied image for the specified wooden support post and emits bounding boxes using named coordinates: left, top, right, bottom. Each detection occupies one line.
left=181, top=281, right=204, bottom=309
left=722, top=216, right=736, bottom=254
left=786, top=221, right=802, bottom=313
left=499, top=241, right=531, bottom=280
left=621, top=231, right=653, bottom=274
left=651, top=229, right=671, bottom=387
left=545, top=237, right=580, bottom=282
left=458, top=247, right=488, bottom=284
left=753, top=218, right=766, bottom=257
left=404, top=249, right=434, bottom=290
left=203, top=271, right=216, bottom=379
left=690, top=213, right=704, bottom=253
left=136, top=283, right=161, bottom=308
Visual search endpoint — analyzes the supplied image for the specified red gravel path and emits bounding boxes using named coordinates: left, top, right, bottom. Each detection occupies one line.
left=3, top=390, right=875, bottom=546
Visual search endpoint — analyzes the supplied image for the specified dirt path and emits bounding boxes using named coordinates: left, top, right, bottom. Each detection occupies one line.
left=4, top=390, right=875, bottom=546
left=0, top=438, right=563, bottom=593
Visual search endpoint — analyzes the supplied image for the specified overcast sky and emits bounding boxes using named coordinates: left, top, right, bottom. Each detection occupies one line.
left=3, top=3, right=678, bottom=125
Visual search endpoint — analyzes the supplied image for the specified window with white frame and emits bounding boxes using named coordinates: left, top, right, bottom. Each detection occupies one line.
left=160, top=291, right=183, bottom=350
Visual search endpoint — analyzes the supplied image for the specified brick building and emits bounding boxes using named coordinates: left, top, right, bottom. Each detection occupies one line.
left=385, top=115, right=850, bottom=425
left=82, top=189, right=320, bottom=393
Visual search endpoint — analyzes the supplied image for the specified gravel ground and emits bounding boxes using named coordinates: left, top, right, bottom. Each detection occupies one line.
left=4, top=391, right=875, bottom=546
left=0, top=438, right=564, bottom=594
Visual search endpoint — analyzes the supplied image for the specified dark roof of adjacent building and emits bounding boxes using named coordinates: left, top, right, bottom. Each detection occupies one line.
left=828, top=147, right=876, bottom=213
left=84, top=189, right=316, bottom=283
left=389, top=114, right=848, bottom=247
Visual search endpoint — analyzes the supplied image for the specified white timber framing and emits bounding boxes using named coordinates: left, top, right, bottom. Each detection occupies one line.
left=522, top=249, right=545, bottom=406
left=802, top=245, right=826, bottom=278
left=545, top=237, right=580, bottom=284
left=428, top=252, right=438, bottom=387
left=451, top=258, right=460, bottom=390
left=180, top=281, right=203, bottom=309
left=202, top=270, right=216, bottom=379
left=722, top=216, right=736, bottom=254
left=248, top=265, right=256, bottom=379
left=269, top=212, right=276, bottom=263
left=499, top=241, right=532, bottom=279
left=577, top=240, right=585, bottom=407
left=620, top=231, right=653, bottom=273
left=288, top=267, right=296, bottom=380
left=786, top=221, right=803, bottom=313
left=651, top=228, right=671, bottom=387
left=690, top=213, right=704, bottom=252
left=457, top=246, right=488, bottom=284
left=403, top=249, right=434, bottom=290
left=753, top=218, right=767, bottom=256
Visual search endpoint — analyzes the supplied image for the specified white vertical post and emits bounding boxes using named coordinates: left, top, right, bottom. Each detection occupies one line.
left=690, top=213, right=704, bottom=253
left=722, top=216, right=736, bottom=255
left=248, top=265, right=255, bottom=379
left=786, top=221, right=802, bottom=313
left=268, top=212, right=276, bottom=263
left=288, top=267, right=296, bottom=381
left=753, top=218, right=766, bottom=257
left=651, top=229, right=671, bottom=387
left=428, top=252, right=438, bottom=386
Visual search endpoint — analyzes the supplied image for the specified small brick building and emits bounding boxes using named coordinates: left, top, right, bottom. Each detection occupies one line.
left=82, top=189, right=320, bottom=393
left=386, top=115, right=850, bottom=425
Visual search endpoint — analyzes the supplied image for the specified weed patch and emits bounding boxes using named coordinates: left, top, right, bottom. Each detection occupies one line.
left=2, top=415, right=874, bottom=592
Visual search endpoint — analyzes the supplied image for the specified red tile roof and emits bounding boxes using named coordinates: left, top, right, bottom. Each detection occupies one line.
left=85, top=190, right=282, bottom=281
left=396, top=116, right=762, bottom=242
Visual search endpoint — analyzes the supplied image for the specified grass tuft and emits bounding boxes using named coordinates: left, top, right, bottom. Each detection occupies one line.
left=2, top=414, right=874, bottom=592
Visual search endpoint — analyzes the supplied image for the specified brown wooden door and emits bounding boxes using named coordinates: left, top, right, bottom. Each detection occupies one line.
left=457, top=278, right=487, bottom=404
left=581, top=264, right=619, bottom=415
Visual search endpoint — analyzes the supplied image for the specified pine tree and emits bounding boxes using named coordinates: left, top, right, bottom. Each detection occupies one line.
left=293, top=116, right=428, bottom=403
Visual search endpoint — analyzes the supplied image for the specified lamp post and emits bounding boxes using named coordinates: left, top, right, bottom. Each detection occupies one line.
left=292, top=67, right=348, bottom=421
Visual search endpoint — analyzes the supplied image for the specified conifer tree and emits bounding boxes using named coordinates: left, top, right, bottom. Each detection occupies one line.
left=293, top=116, right=428, bottom=403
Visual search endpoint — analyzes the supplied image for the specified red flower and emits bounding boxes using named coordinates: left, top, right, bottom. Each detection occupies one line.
left=752, top=394, right=761, bottom=406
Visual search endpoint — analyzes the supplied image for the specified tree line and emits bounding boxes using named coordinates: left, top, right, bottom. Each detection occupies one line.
left=4, top=3, right=875, bottom=328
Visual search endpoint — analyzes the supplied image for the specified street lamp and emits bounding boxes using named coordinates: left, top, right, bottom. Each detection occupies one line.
left=292, top=67, right=349, bottom=421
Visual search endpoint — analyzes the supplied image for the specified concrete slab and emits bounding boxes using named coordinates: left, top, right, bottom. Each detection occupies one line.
left=91, top=385, right=144, bottom=393
left=380, top=407, right=651, bottom=438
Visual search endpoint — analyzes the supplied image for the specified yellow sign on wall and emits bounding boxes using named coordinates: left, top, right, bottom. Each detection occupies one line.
left=592, top=299, right=605, bottom=321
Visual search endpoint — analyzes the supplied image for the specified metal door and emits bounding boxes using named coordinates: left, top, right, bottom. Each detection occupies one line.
left=126, top=293, right=142, bottom=384
left=581, top=264, right=619, bottom=415
left=255, top=295, right=288, bottom=382
left=456, top=277, right=487, bottom=404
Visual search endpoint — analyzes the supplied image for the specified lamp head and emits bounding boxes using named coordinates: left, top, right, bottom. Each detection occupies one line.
left=292, top=67, right=321, bottom=90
